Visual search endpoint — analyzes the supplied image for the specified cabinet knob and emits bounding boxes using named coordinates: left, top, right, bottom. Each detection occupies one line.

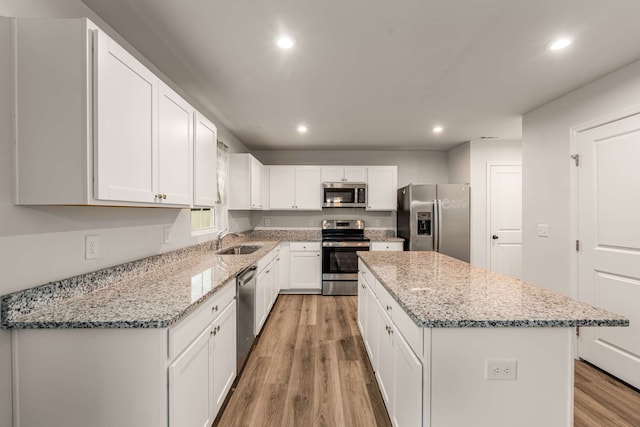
left=212, top=305, right=219, bottom=312
left=386, top=305, right=391, bottom=311
left=492, top=235, right=499, bottom=240
left=162, top=194, right=167, bottom=199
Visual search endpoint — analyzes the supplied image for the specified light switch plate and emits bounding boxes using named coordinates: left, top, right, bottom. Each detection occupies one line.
left=537, top=224, right=549, bottom=237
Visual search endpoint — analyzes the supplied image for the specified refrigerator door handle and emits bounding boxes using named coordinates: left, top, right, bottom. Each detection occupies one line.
left=433, top=199, right=440, bottom=252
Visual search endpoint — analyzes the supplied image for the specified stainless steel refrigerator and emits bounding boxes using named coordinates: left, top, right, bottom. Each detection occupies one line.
left=397, top=184, right=470, bottom=262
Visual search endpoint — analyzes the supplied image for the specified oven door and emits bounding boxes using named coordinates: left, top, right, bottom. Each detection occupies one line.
left=322, top=242, right=369, bottom=295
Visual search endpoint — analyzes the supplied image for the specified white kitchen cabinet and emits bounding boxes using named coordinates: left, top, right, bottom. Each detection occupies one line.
left=255, top=247, right=281, bottom=334
left=390, top=322, right=423, bottom=427
left=371, top=241, right=404, bottom=251
left=14, top=18, right=203, bottom=207
left=229, top=153, right=264, bottom=210
left=169, top=327, right=212, bottom=427
left=289, top=242, right=322, bottom=291
left=211, top=302, right=237, bottom=416
left=157, top=82, right=193, bottom=205
left=367, top=166, right=398, bottom=211
left=321, top=166, right=367, bottom=183
left=193, top=112, right=218, bottom=207
left=268, top=166, right=322, bottom=210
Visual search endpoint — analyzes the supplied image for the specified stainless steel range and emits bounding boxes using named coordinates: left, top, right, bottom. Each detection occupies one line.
left=321, top=219, right=370, bottom=295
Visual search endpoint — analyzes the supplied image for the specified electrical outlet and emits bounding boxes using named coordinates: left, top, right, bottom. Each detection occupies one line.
left=375, top=219, right=381, bottom=226
left=85, top=235, right=99, bottom=260
left=309, top=219, right=314, bottom=226
left=264, top=218, right=271, bottom=227
left=486, top=359, right=517, bottom=380
left=164, top=227, right=171, bottom=244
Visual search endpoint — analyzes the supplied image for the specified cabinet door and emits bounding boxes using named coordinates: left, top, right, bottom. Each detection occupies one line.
left=321, top=167, right=345, bottom=182
left=250, top=157, right=263, bottom=209
left=269, top=167, right=296, bottom=209
left=193, top=112, right=218, bottom=207
left=357, top=276, right=367, bottom=336
left=95, top=30, right=158, bottom=203
left=158, top=82, right=192, bottom=205
left=367, top=166, right=397, bottom=211
left=255, top=269, right=269, bottom=334
left=391, top=325, right=423, bottom=427
left=294, top=167, right=322, bottom=210
left=364, top=283, right=379, bottom=367
left=289, top=251, right=321, bottom=290
left=169, top=328, right=212, bottom=427
left=375, top=306, right=393, bottom=406
left=344, top=167, right=367, bottom=182
left=211, top=303, right=237, bottom=418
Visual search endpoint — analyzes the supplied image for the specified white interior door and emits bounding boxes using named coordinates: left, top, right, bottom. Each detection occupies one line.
left=488, top=164, right=522, bottom=279
left=577, top=114, right=640, bottom=389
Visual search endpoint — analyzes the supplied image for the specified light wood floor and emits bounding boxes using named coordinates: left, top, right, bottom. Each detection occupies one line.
left=216, top=295, right=640, bottom=427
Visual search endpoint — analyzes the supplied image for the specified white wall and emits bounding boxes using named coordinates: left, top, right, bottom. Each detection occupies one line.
left=253, top=149, right=449, bottom=187
left=469, top=139, right=522, bottom=268
left=523, top=59, right=640, bottom=296
left=447, top=142, right=470, bottom=184
left=0, top=3, right=250, bottom=426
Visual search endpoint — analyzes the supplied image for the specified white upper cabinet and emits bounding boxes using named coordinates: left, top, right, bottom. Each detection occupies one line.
left=13, top=18, right=217, bottom=208
left=321, top=166, right=367, bottom=183
left=193, top=113, right=218, bottom=207
left=366, top=166, right=398, bottom=211
left=157, top=82, right=193, bottom=205
left=229, top=153, right=264, bottom=210
left=269, top=166, right=321, bottom=210
left=95, top=30, right=160, bottom=204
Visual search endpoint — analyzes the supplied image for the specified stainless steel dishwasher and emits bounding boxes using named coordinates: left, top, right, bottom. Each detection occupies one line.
left=236, top=264, right=257, bottom=374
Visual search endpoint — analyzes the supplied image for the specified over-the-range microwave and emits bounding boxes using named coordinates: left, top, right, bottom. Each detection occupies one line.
left=322, top=182, right=367, bottom=208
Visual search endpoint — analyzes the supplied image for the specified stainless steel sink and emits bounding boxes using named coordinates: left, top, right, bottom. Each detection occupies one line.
left=217, top=245, right=261, bottom=255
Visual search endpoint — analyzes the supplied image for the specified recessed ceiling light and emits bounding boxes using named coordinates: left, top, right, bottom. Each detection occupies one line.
left=549, top=38, right=572, bottom=51
left=433, top=126, right=444, bottom=134
left=276, top=35, right=295, bottom=49
left=297, top=124, right=308, bottom=133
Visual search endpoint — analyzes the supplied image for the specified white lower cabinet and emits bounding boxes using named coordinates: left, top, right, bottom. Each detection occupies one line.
left=255, top=246, right=281, bottom=334
left=289, top=242, right=321, bottom=291
left=358, top=260, right=423, bottom=427
left=12, top=279, right=237, bottom=427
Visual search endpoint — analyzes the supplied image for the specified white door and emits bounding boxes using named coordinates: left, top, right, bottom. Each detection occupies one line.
left=289, top=250, right=321, bottom=290
left=367, top=166, right=397, bottom=210
left=250, top=157, right=263, bottom=209
left=211, top=303, right=236, bottom=418
left=269, top=166, right=296, bottom=209
left=488, top=164, right=522, bottom=279
left=193, top=112, right=217, bottom=207
left=95, top=30, right=158, bottom=203
left=294, top=166, right=322, bottom=210
left=577, top=114, right=640, bottom=389
left=158, top=82, right=192, bottom=205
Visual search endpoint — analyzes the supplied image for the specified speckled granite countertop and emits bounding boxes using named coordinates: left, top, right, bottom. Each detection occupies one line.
left=358, top=251, right=629, bottom=328
left=2, top=240, right=279, bottom=329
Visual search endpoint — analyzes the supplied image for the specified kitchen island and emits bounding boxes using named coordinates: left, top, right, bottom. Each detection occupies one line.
left=356, top=251, right=628, bottom=427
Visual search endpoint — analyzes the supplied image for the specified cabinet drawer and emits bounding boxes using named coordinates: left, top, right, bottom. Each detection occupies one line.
left=371, top=241, right=404, bottom=251
left=169, top=279, right=236, bottom=359
left=376, top=284, right=423, bottom=358
left=289, top=241, right=321, bottom=251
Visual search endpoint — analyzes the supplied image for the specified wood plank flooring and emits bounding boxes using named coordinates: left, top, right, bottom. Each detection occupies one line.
left=215, top=295, right=391, bottom=427
left=215, top=295, right=640, bottom=427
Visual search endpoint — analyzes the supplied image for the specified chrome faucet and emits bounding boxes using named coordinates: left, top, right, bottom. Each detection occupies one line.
left=216, top=227, right=243, bottom=250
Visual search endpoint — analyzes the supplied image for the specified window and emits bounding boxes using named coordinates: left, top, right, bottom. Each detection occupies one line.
left=191, top=207, right=216, bottom=235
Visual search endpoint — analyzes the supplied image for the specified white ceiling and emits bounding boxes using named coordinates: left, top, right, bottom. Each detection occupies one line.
left=81, top=0, right=640, bottom=151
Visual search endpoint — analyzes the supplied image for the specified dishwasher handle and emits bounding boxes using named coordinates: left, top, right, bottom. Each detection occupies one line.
left=237, top=265, right=257, bottom=286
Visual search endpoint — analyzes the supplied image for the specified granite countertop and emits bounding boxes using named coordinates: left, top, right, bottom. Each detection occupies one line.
left=358, top=251, right=629, bottom=328
left=2, top=241, right=279, bottom=329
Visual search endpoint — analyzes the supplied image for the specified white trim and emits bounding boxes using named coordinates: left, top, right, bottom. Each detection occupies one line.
left=12, top=330, right=19, bottom=427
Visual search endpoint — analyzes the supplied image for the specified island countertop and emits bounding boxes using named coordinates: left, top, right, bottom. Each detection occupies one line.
left=357, top=251, right=628, bottom=328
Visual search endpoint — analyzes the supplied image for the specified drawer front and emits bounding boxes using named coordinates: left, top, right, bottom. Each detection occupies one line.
left=371, top=241, right=403, bottom=251
left=169, top=278, right=236, bottom=360
left=289, top=241, right=321, bottom=252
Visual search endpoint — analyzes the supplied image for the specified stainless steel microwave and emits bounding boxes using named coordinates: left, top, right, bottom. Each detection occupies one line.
left=322, top=182, right=367, bottom=208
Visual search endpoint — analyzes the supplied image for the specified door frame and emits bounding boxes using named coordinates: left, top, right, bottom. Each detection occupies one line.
left=569, top=104, right=640, bottom=358
left=485, top=162, right=522, bottom=274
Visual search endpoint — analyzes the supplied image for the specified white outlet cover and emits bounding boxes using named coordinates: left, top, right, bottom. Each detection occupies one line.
left=536, top=224, right=549, bottom=237
left=85, top=235, right=99, bottom=260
